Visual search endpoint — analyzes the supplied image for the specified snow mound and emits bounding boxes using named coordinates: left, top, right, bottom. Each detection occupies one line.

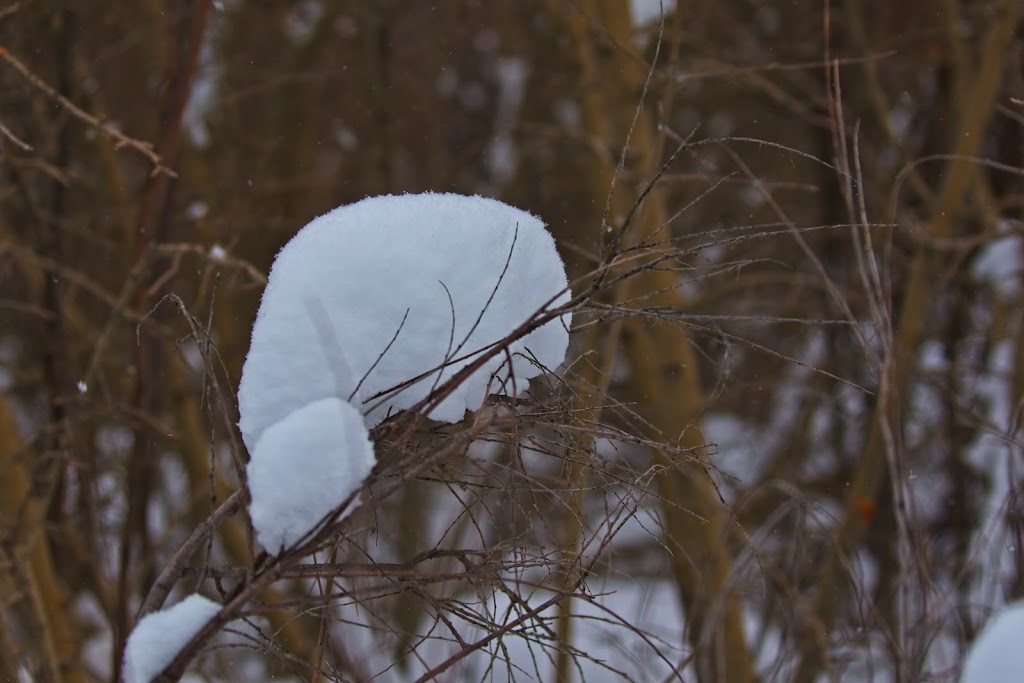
left=238, top=192, right=571, bottom=450
left=970, top=234, right=1022, bottom=299
left=247, top=397, right=376, bottom=552
left=122, top=594, right=221, bottom=683
left=961, top=600, right=1024, bottom=682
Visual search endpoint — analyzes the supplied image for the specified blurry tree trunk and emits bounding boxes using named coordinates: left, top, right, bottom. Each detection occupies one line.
left=554, top=320, right=622, bottom=683
left=546, top=1, right=758, bottom=680
left=0, top=395, right=87, bottom=683
left=117, top=3, right=213, bottom=679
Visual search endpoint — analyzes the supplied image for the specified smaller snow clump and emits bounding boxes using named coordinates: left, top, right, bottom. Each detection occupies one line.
left=238, top=192, right=572, bottom=448
left=247, top=397, right=375, bottom=551
left=122, top=594, right=221, bottom=683
left=970, top=235, right=1022, bottom=299
left=960, top=600, right=1024, bottom=682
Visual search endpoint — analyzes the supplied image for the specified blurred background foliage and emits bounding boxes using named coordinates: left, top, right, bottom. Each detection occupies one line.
left=1, top=0, right=1023, bottom=681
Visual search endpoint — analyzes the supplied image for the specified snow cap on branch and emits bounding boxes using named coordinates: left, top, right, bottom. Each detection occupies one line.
left=122, top=594, right=221, bottom=683
left=238, top=192, right=572, bottom=450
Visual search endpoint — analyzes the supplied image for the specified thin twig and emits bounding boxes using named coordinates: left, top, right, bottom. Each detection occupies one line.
left=137, top=490, right=244, bottom=619
left=0, top=47, right=176, bottom=176
left=0, top=118, right=32, bottom=150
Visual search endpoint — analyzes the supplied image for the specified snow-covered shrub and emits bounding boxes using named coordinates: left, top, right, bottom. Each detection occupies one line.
left=126, top=194, right=572, bottom=680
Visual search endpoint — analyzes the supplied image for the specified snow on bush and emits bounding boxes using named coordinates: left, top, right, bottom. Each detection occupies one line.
left=247, top=397, right=375, bottom=551
left=960, top=600, right=1024, bottom=682
left=237, top=192, right=572, bottom=450
left=122, top=594, right=221, bottom=683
